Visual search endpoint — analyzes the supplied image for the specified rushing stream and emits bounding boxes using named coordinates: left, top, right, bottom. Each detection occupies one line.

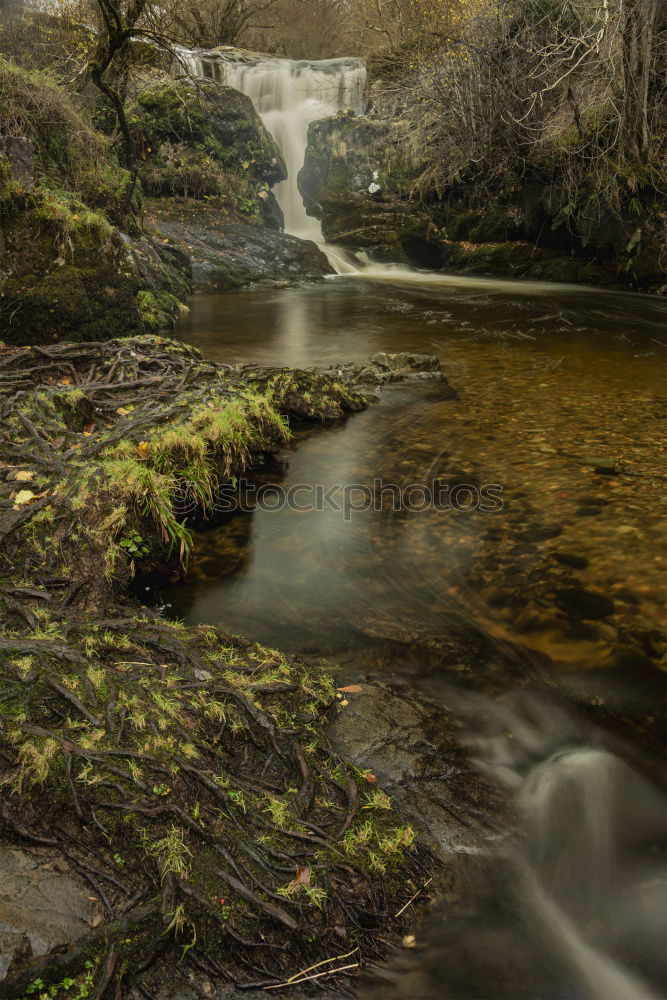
left=165, top=50, right=667, bottom=1000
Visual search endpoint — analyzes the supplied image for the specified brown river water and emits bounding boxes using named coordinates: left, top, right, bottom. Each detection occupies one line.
left=165, top=270, right=667, bottom=999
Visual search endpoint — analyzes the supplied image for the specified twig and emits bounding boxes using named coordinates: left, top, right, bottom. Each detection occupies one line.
left=262, top=961, right=360, bottom=990
left=394, top=877, right=433, bottom=918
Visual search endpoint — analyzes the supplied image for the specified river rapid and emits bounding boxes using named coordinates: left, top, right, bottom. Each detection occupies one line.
left=164, top=51, right=667, bottom=1000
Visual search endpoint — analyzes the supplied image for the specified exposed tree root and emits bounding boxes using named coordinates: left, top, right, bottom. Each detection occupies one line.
left=0, top=336, right=436, bottom=998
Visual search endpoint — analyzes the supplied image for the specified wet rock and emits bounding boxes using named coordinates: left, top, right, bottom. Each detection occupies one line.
left=0, top=845, right=102, bottom=983
left=323, top=351, right=446, bottom=389
left=150, top=202, right=330, bottom=291
left=299, top=112, right=441, bottom=266
left=258, top=189, right=284, bottom=231
left=370, top=351, right=441, bottom=373
left=579, top=456, right=619, bottom=474
left=329, top=681, right=503, bottom=855
left=517, top=524, right=562, bottom=543
left=555, top=587, right=615, bottom=620
left=552, top=552, right=589, bottom=570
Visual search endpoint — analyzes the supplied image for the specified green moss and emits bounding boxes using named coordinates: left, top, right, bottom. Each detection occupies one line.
left=0, top=57, right=135, bottom=223
left=128, top=80, right=284, bottom=220
left=0, top=187, right=142, bottom=345
left=137, top=290, right=188, bottom=333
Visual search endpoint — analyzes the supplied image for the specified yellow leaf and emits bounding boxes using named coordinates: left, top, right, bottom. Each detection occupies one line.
left=14, top=470, right=34, bottom=482
left=59, top=376, right=73, bottom=385
left=116, top=407, right=130, bottom=415
left=14, top=490, right=36, bottom=505
left=136, top=441, right=150, bottom=460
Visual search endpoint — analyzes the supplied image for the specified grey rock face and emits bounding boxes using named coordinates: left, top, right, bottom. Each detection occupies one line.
left=0, top=845, right=103, bottom=982
left=0, top=136, right=34, bottom=190
left=298, top=111, right=441, bottom=266
left=153, top=205, right=330, bottom=291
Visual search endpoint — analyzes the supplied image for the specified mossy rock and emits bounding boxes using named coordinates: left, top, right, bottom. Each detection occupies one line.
left=0, top=190, right=191, bottom=345
left=129, top=80, right=286, bottom=208
left=298, top=111, right=439, bottom=265
left=0, top=191, right=143, bottom=345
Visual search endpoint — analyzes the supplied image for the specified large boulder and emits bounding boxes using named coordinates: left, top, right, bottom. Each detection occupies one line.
left=129, top=79, right=286, bottom=229
left=148, top=200, right=330, bottom=291
left=0, top=185, right=192, bottom=345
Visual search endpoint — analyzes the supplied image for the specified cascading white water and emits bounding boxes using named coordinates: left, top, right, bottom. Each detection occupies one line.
left=447, top=688, right=667, bottom=1000
left=175, top=50, right=366, bottom=248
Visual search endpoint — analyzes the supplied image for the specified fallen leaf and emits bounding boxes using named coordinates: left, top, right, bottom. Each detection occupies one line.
left=136, top=441, right=150, bottom=460
left=289, top=866, right=311, bottom=891
left=117, top=406, right=130, bottom=415
left=14, top=470, right=34, bottom=482
left=365, top=773, right=377, bottom=784
left=90, top=913, right=103, bottom=928
left=337, top=684, right=363, bottom=693
left=13, top=489, right=49, bottom=509
left=59, top=376, right=73, bottom=385
left=402, top=935, right=417, bottom=948
left=13, top=490, right=36, bottom=505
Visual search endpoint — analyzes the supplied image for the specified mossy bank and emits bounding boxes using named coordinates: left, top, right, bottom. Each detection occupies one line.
left=0, top=336, right=437, bottom=998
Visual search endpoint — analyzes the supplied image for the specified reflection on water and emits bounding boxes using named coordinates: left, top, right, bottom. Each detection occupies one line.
left=173, top=271, right=667, bottom=369
left=169, top=272, right=667, bottom=998
left=171, top=276, right=667, bottom=683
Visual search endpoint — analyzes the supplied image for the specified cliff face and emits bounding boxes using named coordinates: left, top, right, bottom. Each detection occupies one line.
left=128, top=77, right=287, bottom=230
left=298, top=111, right=442, bottom=267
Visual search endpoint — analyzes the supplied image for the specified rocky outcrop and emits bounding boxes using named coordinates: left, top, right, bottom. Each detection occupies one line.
left=299, top=110, right=442, bottom=266
left=0, top=61, right=192, bottom=344
left=148, top=200, right=330, bottom=291
left=0, top=187, right=192, bottom=345
left=129, top=79, right=286, bottom=229
left=300, top=105, right=666, bottom=289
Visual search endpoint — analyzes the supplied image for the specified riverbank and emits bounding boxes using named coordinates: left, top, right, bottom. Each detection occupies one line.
left=0, top=337, right=448, bottom=997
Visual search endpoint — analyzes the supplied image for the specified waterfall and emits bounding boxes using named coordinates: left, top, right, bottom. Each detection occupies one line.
left=174, top=50, right=366, bottom=246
